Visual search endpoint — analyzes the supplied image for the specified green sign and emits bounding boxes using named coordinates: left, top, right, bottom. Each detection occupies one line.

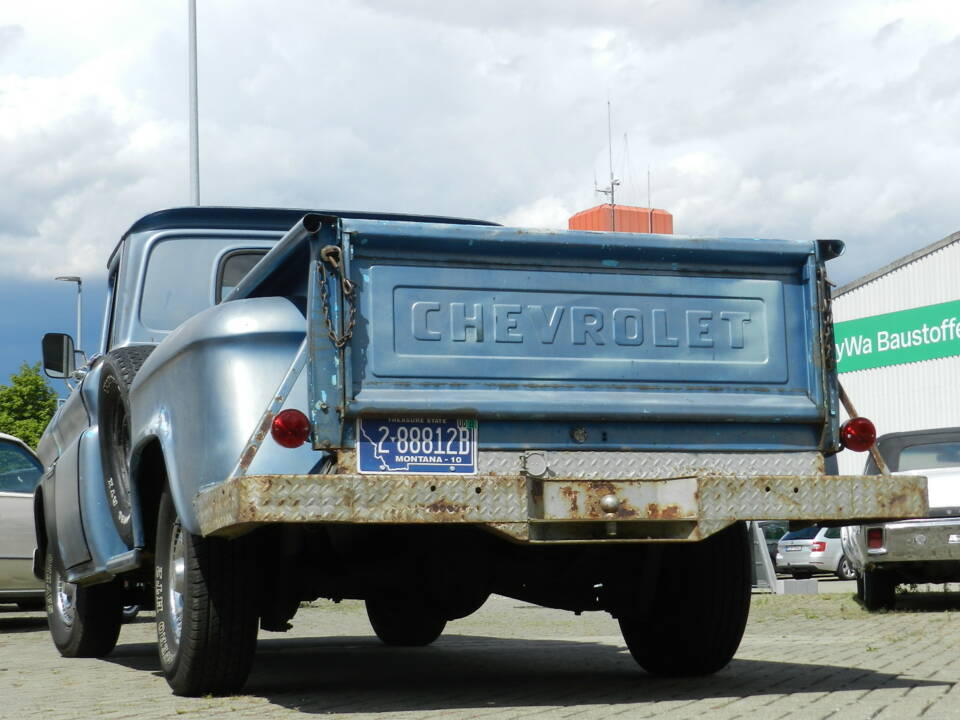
left=834, top=299, right=960, bottom=373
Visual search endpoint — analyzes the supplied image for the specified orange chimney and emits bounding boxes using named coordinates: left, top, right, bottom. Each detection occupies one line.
left=568, top=204, right=673, bottom=234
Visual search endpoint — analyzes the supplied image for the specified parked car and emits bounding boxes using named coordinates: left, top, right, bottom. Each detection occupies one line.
left=843, top=427, right=960, bottom=610
left=776, top=524, right=856, bottom=580
left=0, top=433, right=44, bottom=609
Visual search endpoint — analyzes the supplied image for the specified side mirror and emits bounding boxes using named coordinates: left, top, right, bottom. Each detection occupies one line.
left=42, top=333, right=76, bottom=379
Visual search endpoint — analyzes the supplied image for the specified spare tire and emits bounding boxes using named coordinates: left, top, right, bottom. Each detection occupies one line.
left=98, top=345, right=155, bottom=547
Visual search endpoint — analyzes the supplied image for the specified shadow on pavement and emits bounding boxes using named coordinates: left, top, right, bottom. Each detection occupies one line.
left=0, top=613, right=47, bottom=634
left=104, top=633, right=950, bottom=713
left=889, top=591, right=960, bottom=613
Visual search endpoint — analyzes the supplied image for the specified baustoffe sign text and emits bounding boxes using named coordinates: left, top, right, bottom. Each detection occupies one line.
left=834, top=299, right=960, bottom=373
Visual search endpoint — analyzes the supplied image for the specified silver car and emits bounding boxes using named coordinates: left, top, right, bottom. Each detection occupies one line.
left=843, top=427, right=960, bottom=610
left=0, top=433, right=43, bottom=609
left=776, top=524, right=856, bottom=580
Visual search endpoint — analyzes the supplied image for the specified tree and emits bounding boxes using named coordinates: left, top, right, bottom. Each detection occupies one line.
left=0, top=362, right=59, bottom=448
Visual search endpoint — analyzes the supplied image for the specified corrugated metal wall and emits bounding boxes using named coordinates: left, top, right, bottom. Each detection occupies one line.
left=833, top=239, right=960, bottom=474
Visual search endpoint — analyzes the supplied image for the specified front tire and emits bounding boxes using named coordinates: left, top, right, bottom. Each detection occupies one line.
left=618, top=522, right=751, bottom=676
left=155, top=489, right=258, bottom=696
left=44, top=548, right=123, bottom=657
left=365, top=597, right=446, bottom=647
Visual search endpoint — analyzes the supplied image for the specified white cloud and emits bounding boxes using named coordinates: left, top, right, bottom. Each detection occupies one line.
left=1, top=1, right=960, bottom=285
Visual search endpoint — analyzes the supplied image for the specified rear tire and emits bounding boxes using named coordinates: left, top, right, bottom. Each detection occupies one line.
left=365, top=597, right=447, bottom=647
left=44, top=548, right=123, bottom=658
left=155, top=489, right=258, bottom=696
left=861, top=569, right=896, bottom=611
left=618, top=522, right=751, bottom=676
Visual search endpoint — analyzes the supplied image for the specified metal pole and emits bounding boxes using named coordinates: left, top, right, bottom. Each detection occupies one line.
left=188, top=0, right=200, bottom=205
left=607, top=101, right=615, bottom=231
left=55, top=276, right=83, bottom=354
left=75, top=280, right=82, bottom=353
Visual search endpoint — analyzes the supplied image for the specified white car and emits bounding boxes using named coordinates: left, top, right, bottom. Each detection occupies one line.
left=0, top=432, right=44, bottom=609
left=776, top=524, right=856, bottom=580
left=842, top=427, right=960, bottom=610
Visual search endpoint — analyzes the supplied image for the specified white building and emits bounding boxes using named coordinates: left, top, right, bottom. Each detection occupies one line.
left=832, top=230, right=960, bottom=474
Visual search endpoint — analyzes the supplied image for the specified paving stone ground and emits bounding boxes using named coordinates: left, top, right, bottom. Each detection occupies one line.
left=3, top=579, right=960, bottom=720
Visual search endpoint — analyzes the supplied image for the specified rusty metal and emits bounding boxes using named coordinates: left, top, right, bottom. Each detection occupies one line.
left=838, top=382, right=891, bottom=475
left=195, top=467, right=928, bottom=543
left=318, top=245, right=357, bottom=349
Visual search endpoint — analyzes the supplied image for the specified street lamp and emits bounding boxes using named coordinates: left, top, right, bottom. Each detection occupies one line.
left=55, top=275, right=83, bottom=354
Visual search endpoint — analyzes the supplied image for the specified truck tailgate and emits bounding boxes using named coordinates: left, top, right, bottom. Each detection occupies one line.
left=321, top=220, right=828, bottom=426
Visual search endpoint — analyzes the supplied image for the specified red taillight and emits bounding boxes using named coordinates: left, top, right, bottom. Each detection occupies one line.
left=840, top=417, right=877, bottom=452
left=271, top=409, right=311, bottom=448
left=811, top=541, right=826, bottom=553
left=867, top=527, right=884, bottom=550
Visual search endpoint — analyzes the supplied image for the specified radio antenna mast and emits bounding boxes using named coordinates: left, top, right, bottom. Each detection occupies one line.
left=594, top=100, right=620, bottom=230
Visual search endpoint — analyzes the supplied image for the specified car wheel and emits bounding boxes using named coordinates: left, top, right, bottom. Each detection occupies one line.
left=365, top=597, right=447, bottom=646
left=855, top=573, right=865, bottom=600
left=618, top=522, right=751, bottom=676
left=44, top=547, right=123, bottom=657
left=861, top=568, right=896, bottom=611
left=98, top=345, right=155, bottom=548
left=122, top=605, right=141, bottom=622
left=836, top=555, right=856, bottom=581
left=155, top=489, right=258, bottom=696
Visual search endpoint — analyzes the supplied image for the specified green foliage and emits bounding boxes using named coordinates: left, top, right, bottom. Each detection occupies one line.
left=0, top=362, right=59, bottom=448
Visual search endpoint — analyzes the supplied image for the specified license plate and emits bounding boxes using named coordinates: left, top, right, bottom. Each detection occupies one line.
left=357, top=418, right=477, bottom=474
left=785, top=546, right=802, bottom=552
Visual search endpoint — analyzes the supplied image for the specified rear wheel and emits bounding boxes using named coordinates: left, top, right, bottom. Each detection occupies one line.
left=365, top=597, right=446, bottom=647
left=44, top=548, right=123, bottom=657
left=861, top=568, right=896, bottom=611
left=155, top=489, right=258, bottom=696
left=618, top=522, right=751, bottom=676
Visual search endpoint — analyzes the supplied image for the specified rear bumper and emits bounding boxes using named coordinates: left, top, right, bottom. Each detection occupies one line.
left=194, top=471, right=927, bottom=544
left=863, top=518, right=960, bottom=566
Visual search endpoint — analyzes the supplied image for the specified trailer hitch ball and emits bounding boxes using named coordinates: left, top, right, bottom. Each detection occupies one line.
left=600, top=494, right=620, bottom=514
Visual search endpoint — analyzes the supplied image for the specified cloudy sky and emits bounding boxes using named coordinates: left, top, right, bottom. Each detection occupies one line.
left=2, top=0, right=960, bottom=386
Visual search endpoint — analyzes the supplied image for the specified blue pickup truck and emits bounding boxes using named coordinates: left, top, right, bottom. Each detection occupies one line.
left=35, top=206, right=925, bottom=695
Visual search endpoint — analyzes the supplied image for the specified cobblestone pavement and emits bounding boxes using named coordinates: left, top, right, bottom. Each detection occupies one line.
left=4, top=582, right=960, bottom=720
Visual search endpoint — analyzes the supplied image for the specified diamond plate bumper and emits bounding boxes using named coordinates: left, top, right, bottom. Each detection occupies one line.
left=194, top=469, right=927, bottom=543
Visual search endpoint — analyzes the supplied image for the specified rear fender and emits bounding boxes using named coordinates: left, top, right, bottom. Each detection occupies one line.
left=129, top=296, right=319, bottom=536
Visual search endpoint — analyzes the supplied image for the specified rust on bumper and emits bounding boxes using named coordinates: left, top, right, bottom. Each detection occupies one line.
left=194, top=472, right=928, bottom=543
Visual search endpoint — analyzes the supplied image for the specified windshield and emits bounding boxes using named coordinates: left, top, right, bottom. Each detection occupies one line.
left=0, top=440, right=42, bottom=493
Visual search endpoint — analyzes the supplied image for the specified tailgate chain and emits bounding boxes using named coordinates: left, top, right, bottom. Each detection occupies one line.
left=319, top=245, right=357, bottom=348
